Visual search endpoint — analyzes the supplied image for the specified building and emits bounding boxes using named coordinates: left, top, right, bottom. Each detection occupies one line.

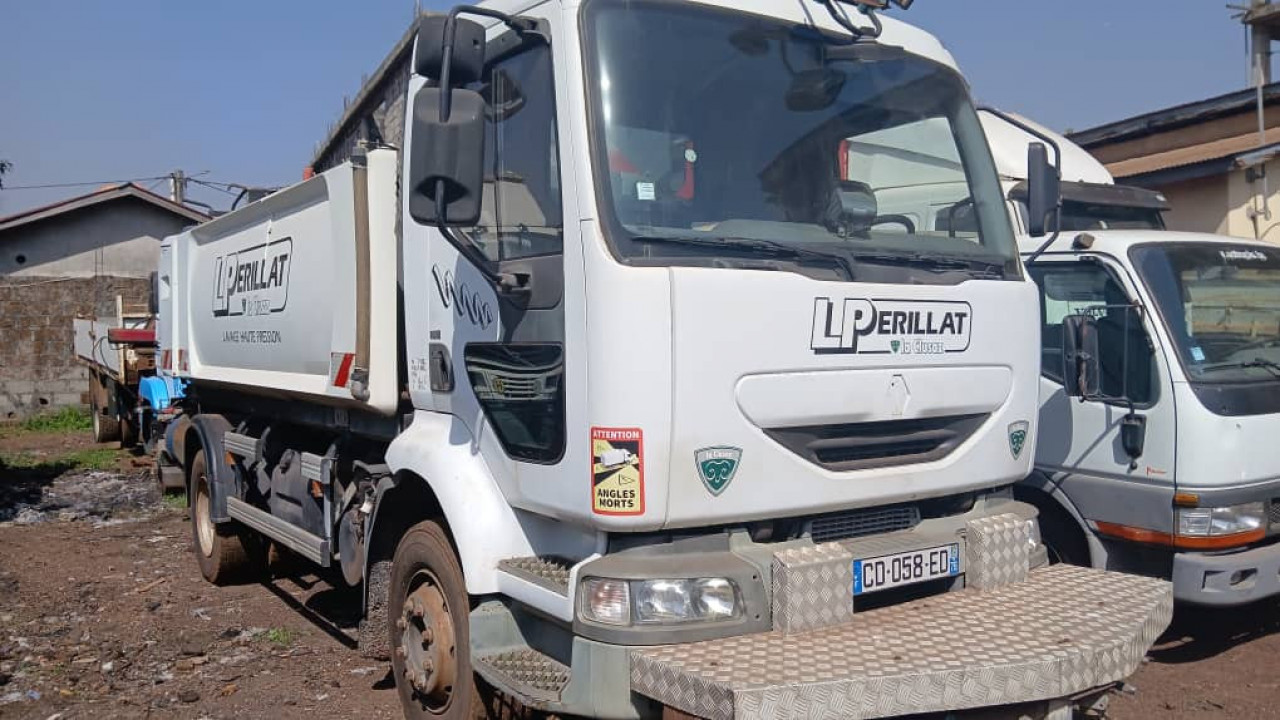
left=0, top=183, right=207, bottom=419
left=1068, top=85, right=1280, bottom=240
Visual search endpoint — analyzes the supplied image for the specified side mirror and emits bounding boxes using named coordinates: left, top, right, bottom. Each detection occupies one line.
left=1062, top=313, right=1100, bottom=399
left=408, top=14, right=488, bottom=228
left=409, top=88, right=486, bottom=226
left=1026, top=142, right=1061, bottom=238
left=1121, top=413, right=1146, bottom=466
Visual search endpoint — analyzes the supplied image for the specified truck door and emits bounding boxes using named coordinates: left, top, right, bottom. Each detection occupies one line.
left=402, top=8, right=583, bottom=513
left=1027, top=258, right=1178, bottom=548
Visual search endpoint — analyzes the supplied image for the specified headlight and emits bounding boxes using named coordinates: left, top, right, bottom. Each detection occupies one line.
left=1176, top=502, right=1266, bottom=537
left=580, top=577, right=741, bottom=626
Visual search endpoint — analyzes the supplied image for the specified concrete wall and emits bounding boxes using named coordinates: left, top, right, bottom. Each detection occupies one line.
left=0, top=197, right=195, bottom=418
left=0, top=276, right=150, bottom=419
left=0, top=197, right=194, bottom=278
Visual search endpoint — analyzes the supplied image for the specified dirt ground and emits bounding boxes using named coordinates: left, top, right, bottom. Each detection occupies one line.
left=1, top=429, right=1279, bottom=719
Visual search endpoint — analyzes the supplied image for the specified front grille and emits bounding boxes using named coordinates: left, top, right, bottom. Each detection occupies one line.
left=766, top=414, right=987, bottom=473
left=1269, top=498, right=1280, bottom=526
left=810, top=505, right=922, bottom=544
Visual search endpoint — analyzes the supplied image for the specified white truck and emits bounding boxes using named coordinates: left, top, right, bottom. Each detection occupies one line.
left=983, top=110, right=1280, bottom=606
left=155, top=2, right=1172, bottom=718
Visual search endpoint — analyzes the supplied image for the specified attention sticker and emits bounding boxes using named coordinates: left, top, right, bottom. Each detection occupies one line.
left=591, top=427, right=644, bottom=516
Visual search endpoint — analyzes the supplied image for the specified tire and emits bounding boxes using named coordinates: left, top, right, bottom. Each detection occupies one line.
left=120, top=415, right=138, bottom=449
left=89, top=376, right=120, bottom=443
left=388, top=520, right=486, bottom=720
left=1038, top=505, right=1090, bottom=567
left=189, top=450, right=262, bottom=585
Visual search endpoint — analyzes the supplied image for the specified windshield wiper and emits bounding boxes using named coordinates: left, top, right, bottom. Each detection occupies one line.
left=632, top=235, right=855, bottom=280
left=1200, top=358, right=1280, bottom=378
left=845, top=250, right=1006, bottom=278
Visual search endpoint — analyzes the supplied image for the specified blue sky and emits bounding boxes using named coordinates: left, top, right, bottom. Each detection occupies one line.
left=0, top=0, right=1258, bottom=215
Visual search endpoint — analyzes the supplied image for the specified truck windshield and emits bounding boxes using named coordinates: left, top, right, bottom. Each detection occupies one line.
left=1131, top=243, right=1280, bottom=382
left=582, top=0, right=1019, bottom=281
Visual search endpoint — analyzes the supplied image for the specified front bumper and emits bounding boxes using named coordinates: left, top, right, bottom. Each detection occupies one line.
left=1172, top=540, right=1280, bottom=606
left=631, top=564, right=1172, bottom=720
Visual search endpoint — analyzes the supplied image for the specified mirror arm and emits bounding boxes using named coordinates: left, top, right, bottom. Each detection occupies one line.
left=434, top=190, right=503, bottom=284
left=978, top=106, right=1062, bottom=265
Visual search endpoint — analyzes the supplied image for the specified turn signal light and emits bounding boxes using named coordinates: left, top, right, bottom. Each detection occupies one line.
left=1095, top=521, right=1265, bottom=550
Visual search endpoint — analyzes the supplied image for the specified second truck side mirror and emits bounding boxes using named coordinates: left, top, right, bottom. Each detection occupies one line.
left=408, top=15, right=488, bottom=227
left=1062, top=313, right=1101, bottom=399
left=1026, top=142, right=1061, bottom=238
left=1121, top=413, right=1146, bottom=466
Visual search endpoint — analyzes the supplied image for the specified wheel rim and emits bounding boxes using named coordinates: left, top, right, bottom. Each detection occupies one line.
left=195, top=479, right=215, bottom=558
left=397, top=569, right=458, bottom=712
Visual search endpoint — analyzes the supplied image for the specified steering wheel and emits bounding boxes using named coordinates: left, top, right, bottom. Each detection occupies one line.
left=871, top=214, right=915, bottom=234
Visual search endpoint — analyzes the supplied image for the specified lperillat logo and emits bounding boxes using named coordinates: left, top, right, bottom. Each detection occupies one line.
left=695, top=447, right=742, bottom=496
left=811, top=298, right=972, bottom=356
left=212, top=238, right=293, bottom=317
left=1008, top=421, right=1030, bottom=460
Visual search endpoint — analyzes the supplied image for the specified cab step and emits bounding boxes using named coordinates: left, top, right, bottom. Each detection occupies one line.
left=496, top=556, right=576, bottom=622
left=498, top=556, right=572, bottom=596
left=473, top=647, right=571, bottom=708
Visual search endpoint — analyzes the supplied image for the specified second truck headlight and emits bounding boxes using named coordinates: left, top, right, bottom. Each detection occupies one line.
left=580, top=577, right=741, bottom=626
left=1176, top=502, right=1266, bottom=537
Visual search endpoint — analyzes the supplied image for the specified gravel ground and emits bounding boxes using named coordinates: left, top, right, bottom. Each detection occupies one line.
left=1, top=430, right=1279, bottom=719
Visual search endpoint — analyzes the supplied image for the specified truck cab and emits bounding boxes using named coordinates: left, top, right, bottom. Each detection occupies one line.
left=987, top=110, right=1280, bottom=605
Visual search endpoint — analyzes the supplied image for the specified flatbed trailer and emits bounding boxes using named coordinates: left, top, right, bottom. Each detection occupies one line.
left=72, top=295, right=155, bottom=446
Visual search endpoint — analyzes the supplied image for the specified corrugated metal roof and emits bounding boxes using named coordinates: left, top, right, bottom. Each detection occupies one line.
left=0, top=183, right=209, bottom=236
left=1069, top=83, right=1280, bottom=149
left=1106, top=127, right=1280, bottom=179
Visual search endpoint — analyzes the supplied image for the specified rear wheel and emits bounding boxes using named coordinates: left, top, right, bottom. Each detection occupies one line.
left=388, top=520, right=485, bottom=720
left=190, top=450, right=261, bottom=584
left=89, top=375, right=120, bottom=443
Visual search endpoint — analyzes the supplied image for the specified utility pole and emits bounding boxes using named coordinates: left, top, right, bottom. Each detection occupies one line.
left=1255, top=0, right=1274, bottom=86
left=169, top=169, right=186, bottom=205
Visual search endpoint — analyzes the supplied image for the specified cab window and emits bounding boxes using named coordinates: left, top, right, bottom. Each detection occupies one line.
left=1030, top=262, right=1156, bottom=404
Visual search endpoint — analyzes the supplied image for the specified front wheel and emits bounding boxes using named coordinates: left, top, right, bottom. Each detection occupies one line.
left=1038, top=507, right=1090, bottom=567
left=388, top=520, right=485, bottom=719
left=189, top=450, right=261, bottom=585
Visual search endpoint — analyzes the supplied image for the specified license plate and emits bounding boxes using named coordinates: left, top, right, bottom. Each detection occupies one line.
left=853, top=543, right=960, bottom=596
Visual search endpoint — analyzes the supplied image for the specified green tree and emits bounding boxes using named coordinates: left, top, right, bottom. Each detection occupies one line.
left=0, top=158, right=11, bottom=189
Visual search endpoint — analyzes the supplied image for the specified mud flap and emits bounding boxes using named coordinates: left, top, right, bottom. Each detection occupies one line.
left=190, top=414, right=235, bottom=524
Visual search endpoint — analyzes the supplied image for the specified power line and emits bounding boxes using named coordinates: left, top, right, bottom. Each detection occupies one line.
left=0, top=177, right=169, bottom=191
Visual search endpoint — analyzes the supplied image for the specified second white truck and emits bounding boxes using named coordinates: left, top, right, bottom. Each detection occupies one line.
left=155, top=2, right=1172, bottom=718
left=985, top=110, right=1280, bottom=606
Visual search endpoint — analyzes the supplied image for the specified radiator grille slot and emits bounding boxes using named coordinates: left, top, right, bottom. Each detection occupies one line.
left=810, top=505, right=922, bottom=544
left=1269, top=499, right=1280, bottom=526
left=766, top=414, right=987, bottom=473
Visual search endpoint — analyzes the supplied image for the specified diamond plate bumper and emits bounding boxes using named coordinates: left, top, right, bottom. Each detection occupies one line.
left=631, top=565, right=1172, bottom=720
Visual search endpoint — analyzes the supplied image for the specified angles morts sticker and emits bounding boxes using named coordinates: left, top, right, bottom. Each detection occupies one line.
left=591, top=428, right=644, bottom=516
left=696, top=447, right=742, bottom=497
left=811, top=298, right=971, bottom=356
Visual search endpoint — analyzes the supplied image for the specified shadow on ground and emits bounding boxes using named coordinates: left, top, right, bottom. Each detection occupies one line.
left=0, top=458, right=77, bottom=512
left=1149, top=596, right=1280, bottom=664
